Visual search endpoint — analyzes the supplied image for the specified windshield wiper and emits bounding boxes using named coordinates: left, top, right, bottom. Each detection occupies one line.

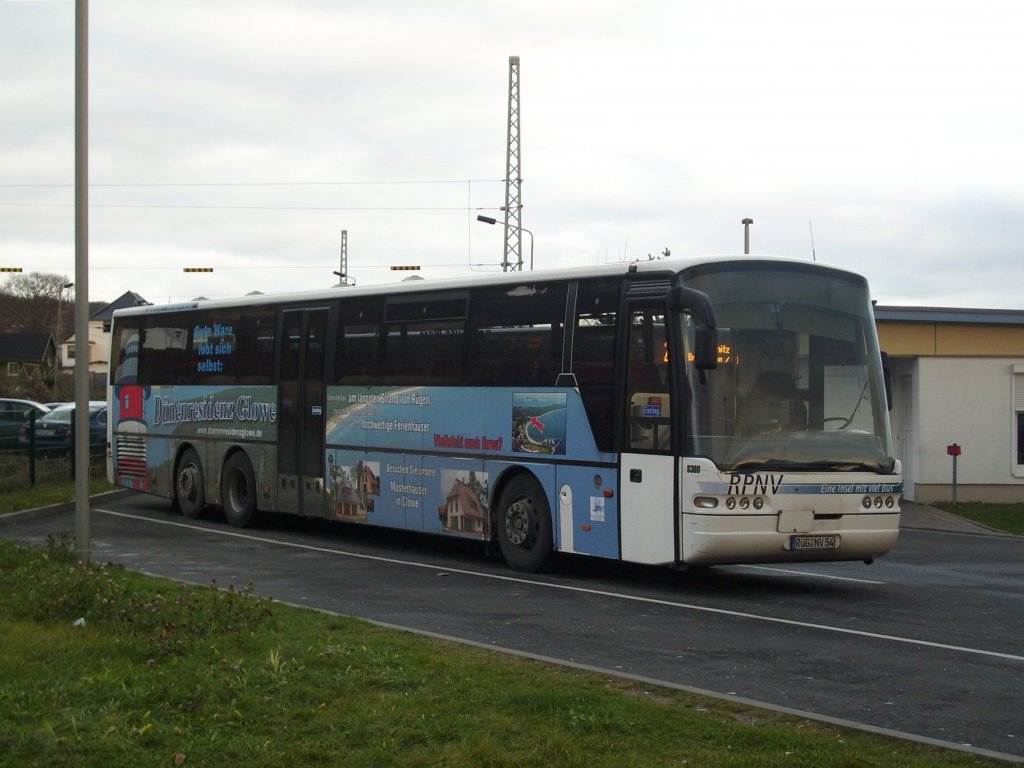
left=731, top=459, right=892, bottom=473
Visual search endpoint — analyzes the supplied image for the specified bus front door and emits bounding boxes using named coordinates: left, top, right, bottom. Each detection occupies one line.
left=278, top=308, right=329, bottom=517
left=618, top=302, right=678, bottom=565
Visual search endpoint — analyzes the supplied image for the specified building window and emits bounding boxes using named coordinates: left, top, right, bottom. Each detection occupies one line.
left=1018, top=413, right=1024, bottom=466
left=1013, top=367, right=1024, bottom=476
left=67, top=344, right=76, bottom=360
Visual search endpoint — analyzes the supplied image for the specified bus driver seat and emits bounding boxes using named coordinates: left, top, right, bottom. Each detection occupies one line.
left=738, top=370, right=807, bottom=435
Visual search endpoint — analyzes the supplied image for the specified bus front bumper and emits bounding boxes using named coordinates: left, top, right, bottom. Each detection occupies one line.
left=680, top=511, right=901, bottom=566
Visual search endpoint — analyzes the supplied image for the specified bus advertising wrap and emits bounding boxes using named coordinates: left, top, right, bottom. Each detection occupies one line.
left=324, top=385, right=618, bottom=554
left=112, top=384, right=278, bottom=492
left=116, top=385, right=279, bottom=440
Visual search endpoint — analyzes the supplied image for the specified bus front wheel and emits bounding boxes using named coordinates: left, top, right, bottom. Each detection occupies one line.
left=221, top=452, right=259, bottom=528
left=175, top=447, right=206, bottom=519
left=496, top=474, right=553, bottom=573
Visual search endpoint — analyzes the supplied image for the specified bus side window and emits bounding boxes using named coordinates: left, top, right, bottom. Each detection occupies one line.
left=236, top=308, right=276, bottom=385
left=192, top=310, right=238, bottom=386
left=381, top=294, right=467, bottom=385
left=382, top=319, right=465, bottom=384
left=112, top=323, right=141, bottom=385
left=573, top=279, right=619, bottom=452
left=336, top=299, right=382, bottom=385
left=467, top=283, right=565, bottom=387
left=140, top=317, right=192, bottom=386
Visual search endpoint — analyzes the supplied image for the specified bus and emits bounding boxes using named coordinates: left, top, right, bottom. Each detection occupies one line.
left=107, top=255, right=901, bottom=572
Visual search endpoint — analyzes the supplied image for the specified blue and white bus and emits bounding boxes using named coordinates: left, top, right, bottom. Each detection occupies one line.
left=108, top=256, right=901, bottom=572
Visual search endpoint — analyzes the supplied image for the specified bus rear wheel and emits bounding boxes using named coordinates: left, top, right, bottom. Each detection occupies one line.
left=221, top=452, right=259, bottom=528
left=496, top=474, right=553, bottom=573
left=175, top=447, right=206, bottom=519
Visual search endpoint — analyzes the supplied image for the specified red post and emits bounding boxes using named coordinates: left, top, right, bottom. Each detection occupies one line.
left=946, top=444, right=961, bottom=507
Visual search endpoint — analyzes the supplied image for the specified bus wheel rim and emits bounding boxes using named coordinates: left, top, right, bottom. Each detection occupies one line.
left=505, top=497, right=534, bottom=548
left=178, top=465, right=199, bottom=501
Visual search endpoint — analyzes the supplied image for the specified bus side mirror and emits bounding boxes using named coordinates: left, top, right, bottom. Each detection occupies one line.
left=668, top=286, right=715, bottom=328
left=669, top=286, right=718, bottom=371
left=881, top=351, right=893, bottom=411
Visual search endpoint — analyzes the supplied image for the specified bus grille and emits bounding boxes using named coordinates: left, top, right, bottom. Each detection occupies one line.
left=116, top=434, right=148, bottom=490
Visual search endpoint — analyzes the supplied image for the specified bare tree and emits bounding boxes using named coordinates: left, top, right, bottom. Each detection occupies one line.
left=0, top=272, right=74, bottom=334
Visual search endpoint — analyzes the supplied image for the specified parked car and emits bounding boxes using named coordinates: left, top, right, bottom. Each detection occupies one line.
left=0, top=398, right=50, bottom=449
left=19, top=401, right=107, bottom=452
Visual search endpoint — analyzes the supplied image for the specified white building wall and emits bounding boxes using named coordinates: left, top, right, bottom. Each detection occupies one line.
left=915, top=357, right=1024, bottom=501
left=60, top=319, right=111, bottom=374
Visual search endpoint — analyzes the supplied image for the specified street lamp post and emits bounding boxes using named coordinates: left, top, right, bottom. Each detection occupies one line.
left=56, top=280, right=73, bottom=344
left=742, top=218, right=753, bottom=254
left=476, top=215, right=534, bottom=271
left=53, top=282, right=73, bottom=398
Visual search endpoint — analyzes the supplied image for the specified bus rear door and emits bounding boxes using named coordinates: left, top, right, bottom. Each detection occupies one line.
left=277, top=307, right=329, bottom=517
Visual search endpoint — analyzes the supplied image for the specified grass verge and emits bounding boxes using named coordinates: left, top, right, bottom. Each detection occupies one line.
left=934, top=502, right=1024, bottom=535
left=0, top=536, right=1007, bottom=768
left=0, top=476, right=116, bottom=516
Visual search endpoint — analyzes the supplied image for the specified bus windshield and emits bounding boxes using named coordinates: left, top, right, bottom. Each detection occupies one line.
left=680, top=264, right=896, bottom=474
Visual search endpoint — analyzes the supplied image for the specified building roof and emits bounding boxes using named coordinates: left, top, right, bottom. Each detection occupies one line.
left=89, top=291, right=150, bottom=321
left=0, top=332, right=55, bottom=363
left=873, top=305, right=1024, bottom=327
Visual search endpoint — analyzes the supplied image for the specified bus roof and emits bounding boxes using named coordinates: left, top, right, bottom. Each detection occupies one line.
left=112, top=253, right=861, bottom=318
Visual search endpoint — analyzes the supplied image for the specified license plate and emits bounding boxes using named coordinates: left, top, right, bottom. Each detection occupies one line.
left=788, top=534, right=838, bottom=551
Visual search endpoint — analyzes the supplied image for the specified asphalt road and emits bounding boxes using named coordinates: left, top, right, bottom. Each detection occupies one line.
left=3, top=492, right=1022, bottom=763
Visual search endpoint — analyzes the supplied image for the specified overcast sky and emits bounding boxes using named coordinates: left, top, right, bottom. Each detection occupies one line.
left=2, top=0, right=1023, bottom=309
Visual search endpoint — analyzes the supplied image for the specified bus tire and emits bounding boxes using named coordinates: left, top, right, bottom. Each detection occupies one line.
left=175, top=447, right=206, bottom=519
left=221, top=452, right=259, bottom=528
left=496, top=474, right=553, bottom=573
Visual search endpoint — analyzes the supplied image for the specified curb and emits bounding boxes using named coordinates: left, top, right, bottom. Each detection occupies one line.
left=900, top=523, right=1020, bottom=539
left=0, top=489, right=135, bottom=528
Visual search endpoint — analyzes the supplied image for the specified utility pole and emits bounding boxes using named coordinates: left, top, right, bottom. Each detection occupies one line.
left=502, top=55, right=522, bottom=272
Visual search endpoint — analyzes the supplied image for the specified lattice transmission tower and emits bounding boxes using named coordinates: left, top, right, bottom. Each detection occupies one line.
left=333, top=229, right=354, bottom=286
left=502, top=55, right=522, bottom=272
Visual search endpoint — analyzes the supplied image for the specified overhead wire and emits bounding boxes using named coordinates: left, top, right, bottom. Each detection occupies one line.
left=0, top=178, right=506, bottom=211
left=0, top=202, right=479, bottom=210
left=0, top=178, right=505, bottom=188
left=1, top=177, right=512, bottom=283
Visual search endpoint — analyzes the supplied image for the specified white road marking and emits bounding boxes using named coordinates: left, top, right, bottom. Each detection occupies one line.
left=97, top=507, right=1024, bottom=665
left=734, top=564, right=886, bottom=584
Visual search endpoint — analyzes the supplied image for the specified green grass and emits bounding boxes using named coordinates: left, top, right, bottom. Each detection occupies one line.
left=0, top=537, right=1006, bottom=768
left=0, top=476, right=116, bottom=516
left=0, top=483, right=1015, bottom=764
left=934, top=502, right=1024, bottom=535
